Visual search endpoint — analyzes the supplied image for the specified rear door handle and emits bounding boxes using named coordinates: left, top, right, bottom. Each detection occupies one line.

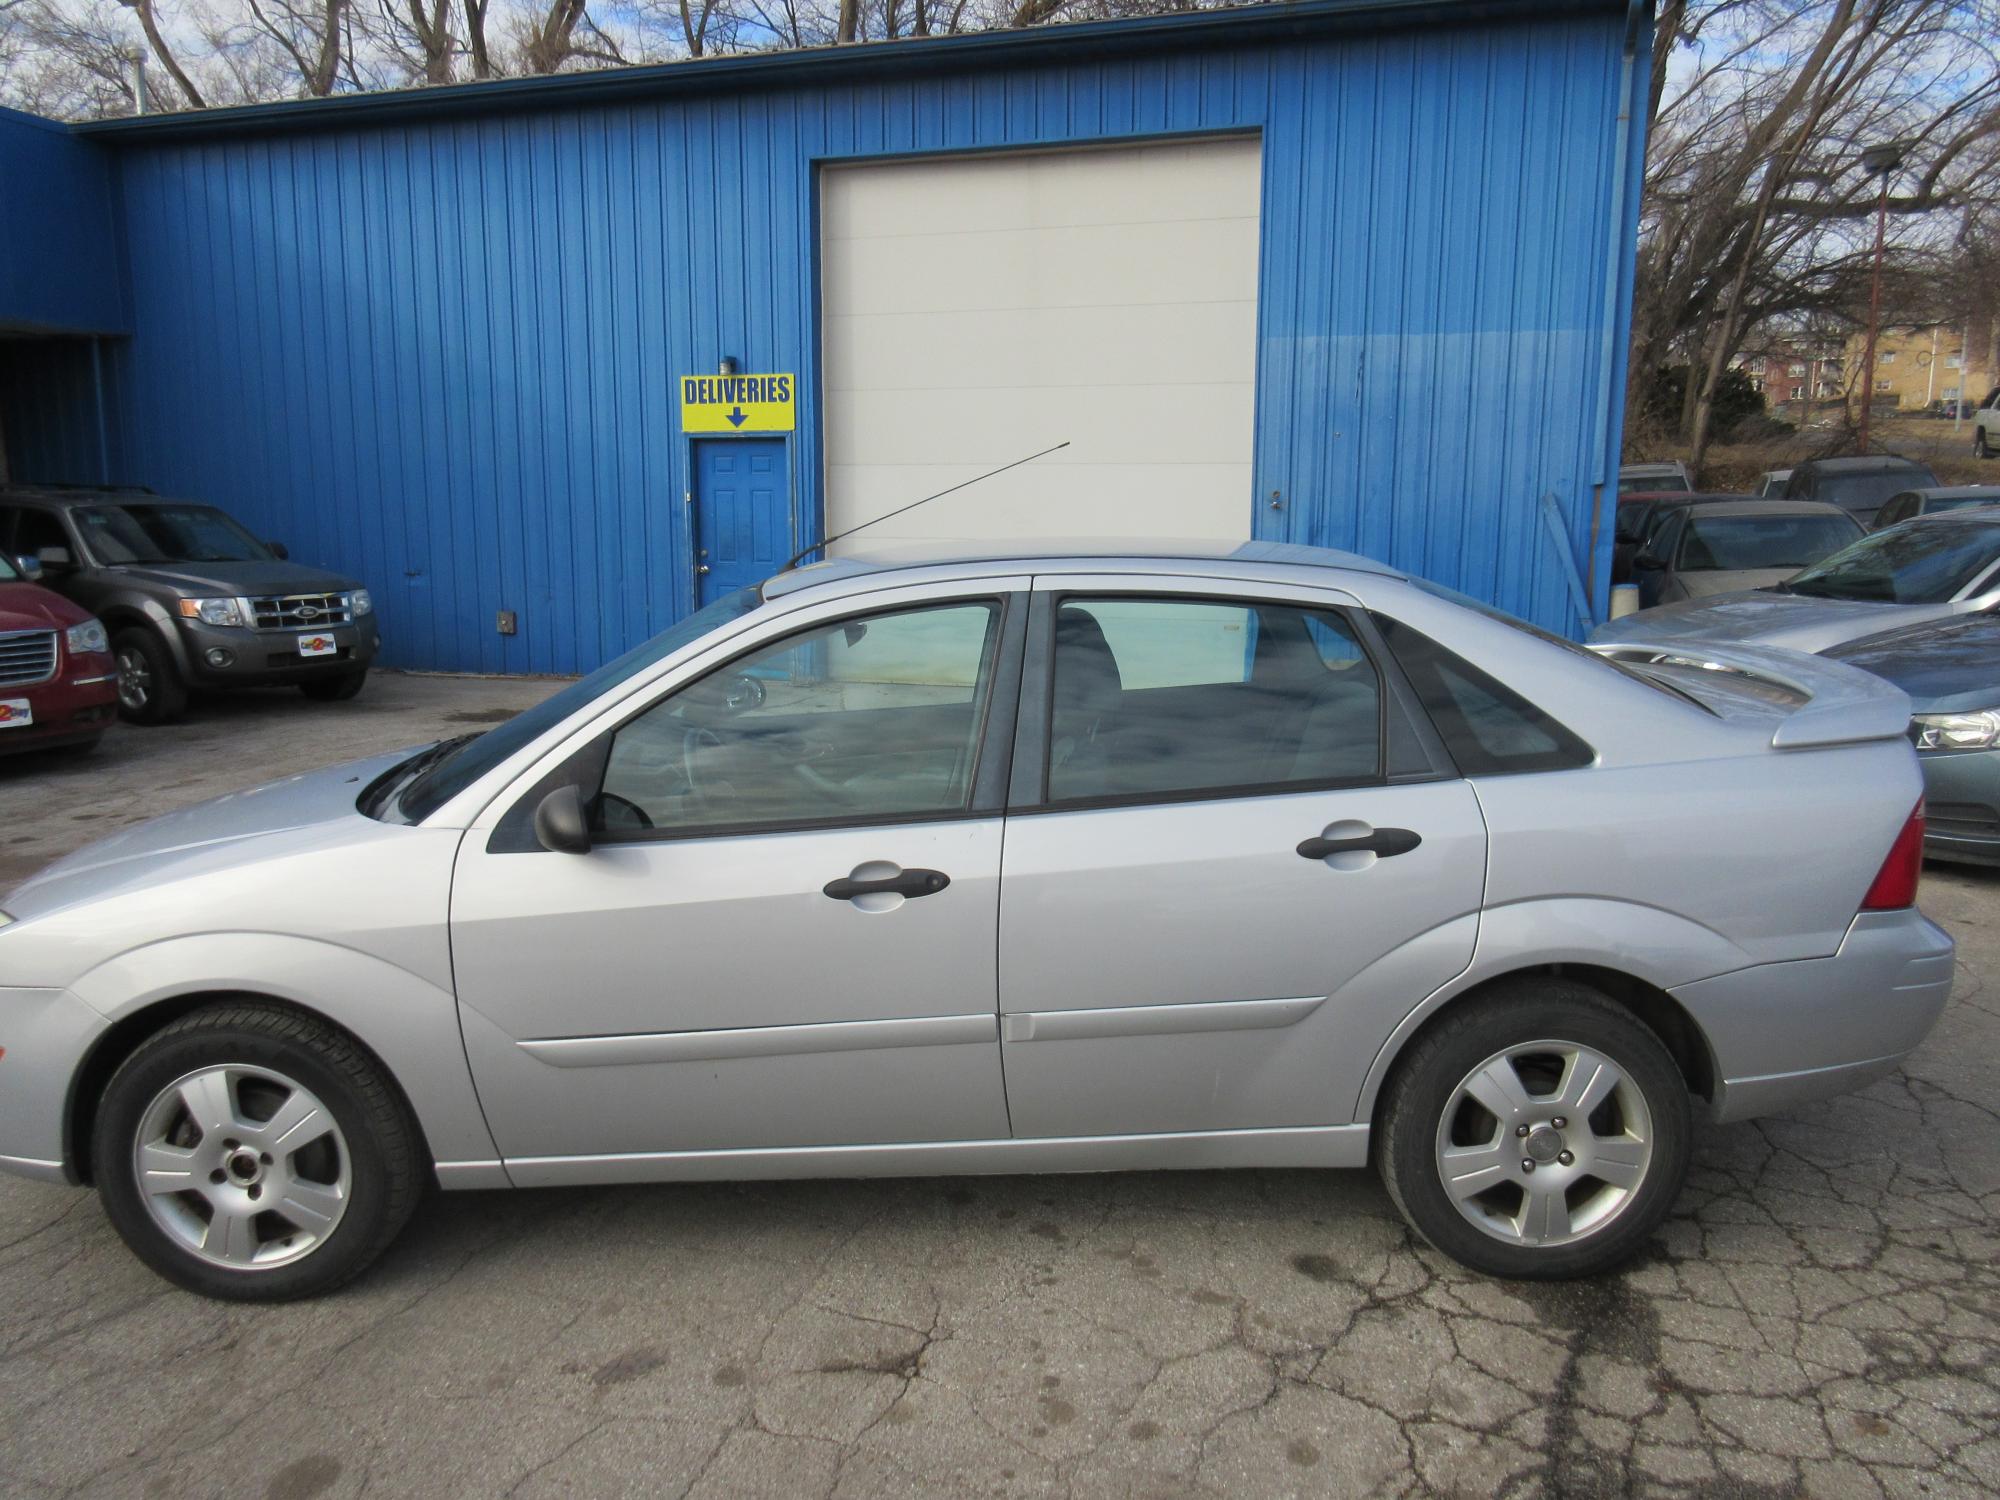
left=823, top=867, right=951, bottom=902
left=1296, top=828, right=1422, bottom=860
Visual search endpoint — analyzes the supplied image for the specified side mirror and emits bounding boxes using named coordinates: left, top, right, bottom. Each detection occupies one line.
left=36, top=545, right=73, bottom=574
left=267, top=541, right=290, bottom=560
left=533, top=784, right=593, bottom=854
left=14, top=554, right=43, bottom=582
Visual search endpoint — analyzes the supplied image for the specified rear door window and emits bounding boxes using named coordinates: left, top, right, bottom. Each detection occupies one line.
left=1043, top=596, right=1383, bottom=805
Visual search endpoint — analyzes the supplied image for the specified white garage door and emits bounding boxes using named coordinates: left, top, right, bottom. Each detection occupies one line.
left=819, top=136, right=1262, bottom=547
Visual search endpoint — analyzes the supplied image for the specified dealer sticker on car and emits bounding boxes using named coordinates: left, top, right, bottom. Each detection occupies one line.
left=297, top=633, right=338, bottom=658
left=0, top=698, right=32, bottom=727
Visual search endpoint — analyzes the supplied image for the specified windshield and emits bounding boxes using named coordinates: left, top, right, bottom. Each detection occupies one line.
left=1785, top=523, right=2000, bottom=603
left=1678, top=514, right=1858, bottom=572
left=395, top=586, right=763, bottom=822
left=1819, top=469, right=1936, bottom=512
left=1927, top=495, right=2000, bottom=516
left=77, top=504, right=270, bottom=565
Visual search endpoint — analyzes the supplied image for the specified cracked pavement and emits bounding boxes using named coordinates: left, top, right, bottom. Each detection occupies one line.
left=0, top=675, right=1995, bottom=1498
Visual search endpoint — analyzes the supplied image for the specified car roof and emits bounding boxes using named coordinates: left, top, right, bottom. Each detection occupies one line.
left=1900, top=510, right=2000, bottom=529
left=761, top=537, right=1406, bottom=599
left=1792, top=455, right=1932, bottom=474
left=0, top=486, right=179, bottom=508
left=1619, top=462, right=1684, bottom=474
left=1677, top=499, right=1852, bottom=520
left=1632, top=502, right=1760, bottom=516
left=1903, top=485, right=2000, bottom=501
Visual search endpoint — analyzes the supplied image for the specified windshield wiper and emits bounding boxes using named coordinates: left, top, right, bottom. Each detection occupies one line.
left=360, top=734, right=481, bottom=821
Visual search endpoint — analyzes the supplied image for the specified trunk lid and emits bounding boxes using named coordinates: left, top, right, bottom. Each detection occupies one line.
left=1589, top=639, right=1913, bottom=749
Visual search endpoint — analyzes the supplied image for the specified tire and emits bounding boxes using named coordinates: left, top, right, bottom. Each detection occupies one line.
left=299, top=668, right=368, bottom=702
left=1977, top=428, right=1994, bottom=459
left=92, top=1002, right=423, bottom=1301
left=1376, top=978, right=1691, bottom=1280
left=112, top=628, right=187, bottom=725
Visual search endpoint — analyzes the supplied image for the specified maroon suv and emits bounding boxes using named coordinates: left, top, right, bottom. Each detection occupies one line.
left=0, top=553, right=118, bottom=755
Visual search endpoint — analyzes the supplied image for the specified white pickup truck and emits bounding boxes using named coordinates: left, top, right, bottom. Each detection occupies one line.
left=1976, top=386, right=2000, bottom=459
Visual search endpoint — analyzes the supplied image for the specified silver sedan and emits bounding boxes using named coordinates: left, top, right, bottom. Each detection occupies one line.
left=0, top=542, right=1954, bottom=1299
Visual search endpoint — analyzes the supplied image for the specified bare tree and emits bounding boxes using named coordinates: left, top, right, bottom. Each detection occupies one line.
left=1634, top=0, right=2000, bottom=470
left=117, top=0, right=203, bottom=103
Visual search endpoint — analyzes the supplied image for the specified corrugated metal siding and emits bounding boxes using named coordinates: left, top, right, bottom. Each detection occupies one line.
left=59, top=11, right=1631, bottom=672
left=0, top=108, right=127, bottom=336
left=0, top=337, right=116, bottom=484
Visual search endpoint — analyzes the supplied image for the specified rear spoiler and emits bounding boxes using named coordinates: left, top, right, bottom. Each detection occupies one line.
left=1589, top=640, right=1913, bottom=749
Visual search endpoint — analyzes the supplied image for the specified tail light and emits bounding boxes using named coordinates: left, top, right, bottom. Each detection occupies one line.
left=1861, top=802, right=1925, bottom=911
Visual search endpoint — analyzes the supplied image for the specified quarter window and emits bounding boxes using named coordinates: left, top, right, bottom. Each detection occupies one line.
left=1372, top=615, right=1594, bottom=776
left=595, top=601, right=1001, bottom=835
left=1044, top=597, right=1382, bottom=804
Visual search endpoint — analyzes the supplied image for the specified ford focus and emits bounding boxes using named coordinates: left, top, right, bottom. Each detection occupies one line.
left=0, top=542, right=1953, bottom=1298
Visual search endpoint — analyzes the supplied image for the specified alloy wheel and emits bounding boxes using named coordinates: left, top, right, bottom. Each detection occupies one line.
left=1433, top=1039, right=1654, bottom=1248
left=115, top=646, right=151, bottom=714
left=131, top=1064, right=351, bottom=1271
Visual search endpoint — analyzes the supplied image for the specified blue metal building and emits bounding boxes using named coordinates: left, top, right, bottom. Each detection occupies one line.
left=0, top=0, right=1650, bottom=675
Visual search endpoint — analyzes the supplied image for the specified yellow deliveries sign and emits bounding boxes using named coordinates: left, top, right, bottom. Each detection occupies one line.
left=680, top=372, right=797, bottom=433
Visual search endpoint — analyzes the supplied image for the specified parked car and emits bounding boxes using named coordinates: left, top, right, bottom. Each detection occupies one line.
left=1629, top=500, right=1862, bottom=608
left=0, top=552, right=118, bottom=755
left=1827, top=614, right=2000, bottom=868
left=0, top=540, right=1950, bottom=1298
left=1591, top=511, right=2000, bottom=654
left=1613, top=492, right=1755, bottom=585
left=1870, top=485, right=2000, bottom=530
left=1618, top=461, right=1692, bottom=496
left=1756, top=469, right=1793, bottom=499
left=0, top=486, right=380, bottom=725
left=1782, top=455, right=1941, bottom=526
left=1974, top=387, right=2000, bottom=459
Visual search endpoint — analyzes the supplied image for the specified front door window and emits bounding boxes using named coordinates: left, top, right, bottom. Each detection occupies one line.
left=597, top=600, right=1002, bottom=835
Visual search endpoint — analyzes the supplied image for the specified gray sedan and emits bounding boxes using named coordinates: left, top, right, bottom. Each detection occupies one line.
left=1829, top=613, right=2000, bottom=867
left=1597, top=511, right=2000, bottom=654
left=0, top=542, right=1952, bottom=1299
left=1629, top=498, right=1861, bottom=607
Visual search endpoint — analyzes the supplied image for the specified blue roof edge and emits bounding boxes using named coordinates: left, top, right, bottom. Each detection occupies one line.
left=69, top=0, right=1628, bottom=142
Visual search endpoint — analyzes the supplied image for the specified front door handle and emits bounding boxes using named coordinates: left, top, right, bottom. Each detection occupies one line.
left=823, top=867, right=951, bottom=902
left=1296, top=828, right=1422, bottom=860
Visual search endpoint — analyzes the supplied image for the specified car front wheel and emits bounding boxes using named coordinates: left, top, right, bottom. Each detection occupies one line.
left=1376, top=979, right=1691, bottom=1279
left=92, top=1002, right=423, bottom=1300
left=1977, top=429, right=1994, bottom=459
left=112, top=628, right=187, bottom=724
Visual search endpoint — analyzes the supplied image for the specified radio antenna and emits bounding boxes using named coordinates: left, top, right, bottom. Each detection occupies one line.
left=781, top=440, right=1071, bottom=572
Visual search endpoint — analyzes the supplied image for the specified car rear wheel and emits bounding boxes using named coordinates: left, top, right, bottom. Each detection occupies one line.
left=1376, top=979, right=1691, bottom=1279
left=92, top=1002, right=423, bottom=1301
left=112, top=628, right=187, bottom=725
left=299, top=668, right=368, bottom=702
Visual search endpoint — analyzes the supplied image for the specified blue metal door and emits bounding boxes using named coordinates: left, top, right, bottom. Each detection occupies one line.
left=693, top=439, right=789, bottom=607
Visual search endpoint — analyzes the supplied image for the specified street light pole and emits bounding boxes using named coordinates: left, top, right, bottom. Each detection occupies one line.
left=1856, top=142, right=1904, bottom=455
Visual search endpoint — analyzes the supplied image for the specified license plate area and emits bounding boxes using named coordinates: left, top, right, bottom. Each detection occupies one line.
left=0, top=698, right=33, bottom=728
left=297, top=634, right=339, bottom=658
